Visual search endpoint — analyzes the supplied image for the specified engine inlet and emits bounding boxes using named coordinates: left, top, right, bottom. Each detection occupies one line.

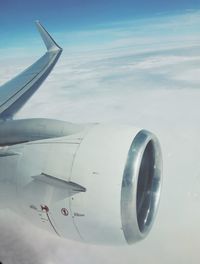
left=121, top=130, right=162, bottom=244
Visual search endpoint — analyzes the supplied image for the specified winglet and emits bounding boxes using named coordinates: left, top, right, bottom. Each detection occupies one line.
left=0, top=21, right=63, bottom=119
left=35, top=21, right=62, bottom=52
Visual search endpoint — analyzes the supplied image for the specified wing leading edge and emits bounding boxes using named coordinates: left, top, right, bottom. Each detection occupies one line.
left=0, top=21, right=62, bottom=119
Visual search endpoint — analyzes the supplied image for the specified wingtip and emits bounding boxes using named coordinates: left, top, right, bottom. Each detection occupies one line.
left=35, top=21, right=62, bottom=52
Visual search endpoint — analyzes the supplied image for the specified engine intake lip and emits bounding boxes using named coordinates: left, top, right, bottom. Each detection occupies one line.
left=121, top=130, right=162, bottom=244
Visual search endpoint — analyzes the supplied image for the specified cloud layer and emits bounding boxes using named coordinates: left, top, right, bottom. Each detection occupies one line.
left=0, top=10, right=200, bottom=264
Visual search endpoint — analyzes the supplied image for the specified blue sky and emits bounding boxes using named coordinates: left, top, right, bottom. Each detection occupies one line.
left=0, top=0, right=200, bottom=48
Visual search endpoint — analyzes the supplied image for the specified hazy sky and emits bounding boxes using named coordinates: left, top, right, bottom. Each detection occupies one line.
left=0, top=0, right=200, bottom=32
left=1, top=1, right=200, bottom=264
left=0, top=0, right=200, bottom=48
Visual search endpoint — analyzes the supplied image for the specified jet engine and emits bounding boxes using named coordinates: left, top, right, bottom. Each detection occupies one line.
left=0, top=123, right=162, bottom=245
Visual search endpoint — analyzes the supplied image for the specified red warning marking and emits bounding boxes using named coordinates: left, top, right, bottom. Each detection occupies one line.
left=61, top=208, right=69, bottom=216
left=40, top=205, right=49, bottom=213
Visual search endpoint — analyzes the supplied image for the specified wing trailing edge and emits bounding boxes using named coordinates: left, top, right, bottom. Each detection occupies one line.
left=0, top=22, right=62, bottom=119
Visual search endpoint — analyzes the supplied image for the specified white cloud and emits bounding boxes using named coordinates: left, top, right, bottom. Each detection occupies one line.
left=173, top=68, right=200, bottom=82
left=1, top=9, right=200, bottom=264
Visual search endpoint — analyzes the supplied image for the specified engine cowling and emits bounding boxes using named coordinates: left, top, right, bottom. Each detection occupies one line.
left=68, top=125, right=162, bottom=245
left=0, top=124, right=162, bottom=245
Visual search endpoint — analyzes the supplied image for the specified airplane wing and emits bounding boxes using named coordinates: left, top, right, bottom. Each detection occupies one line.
left=0, top=21, right=62, bottom=120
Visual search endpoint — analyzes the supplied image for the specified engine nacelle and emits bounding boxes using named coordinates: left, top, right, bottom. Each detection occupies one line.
left=68, top=125, right=162, bottom=244
left=0, top=124, right=162, bottom=245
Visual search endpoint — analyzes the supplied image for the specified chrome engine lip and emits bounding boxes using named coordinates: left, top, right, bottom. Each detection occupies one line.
left=121, top=130, right=162, bottom=244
